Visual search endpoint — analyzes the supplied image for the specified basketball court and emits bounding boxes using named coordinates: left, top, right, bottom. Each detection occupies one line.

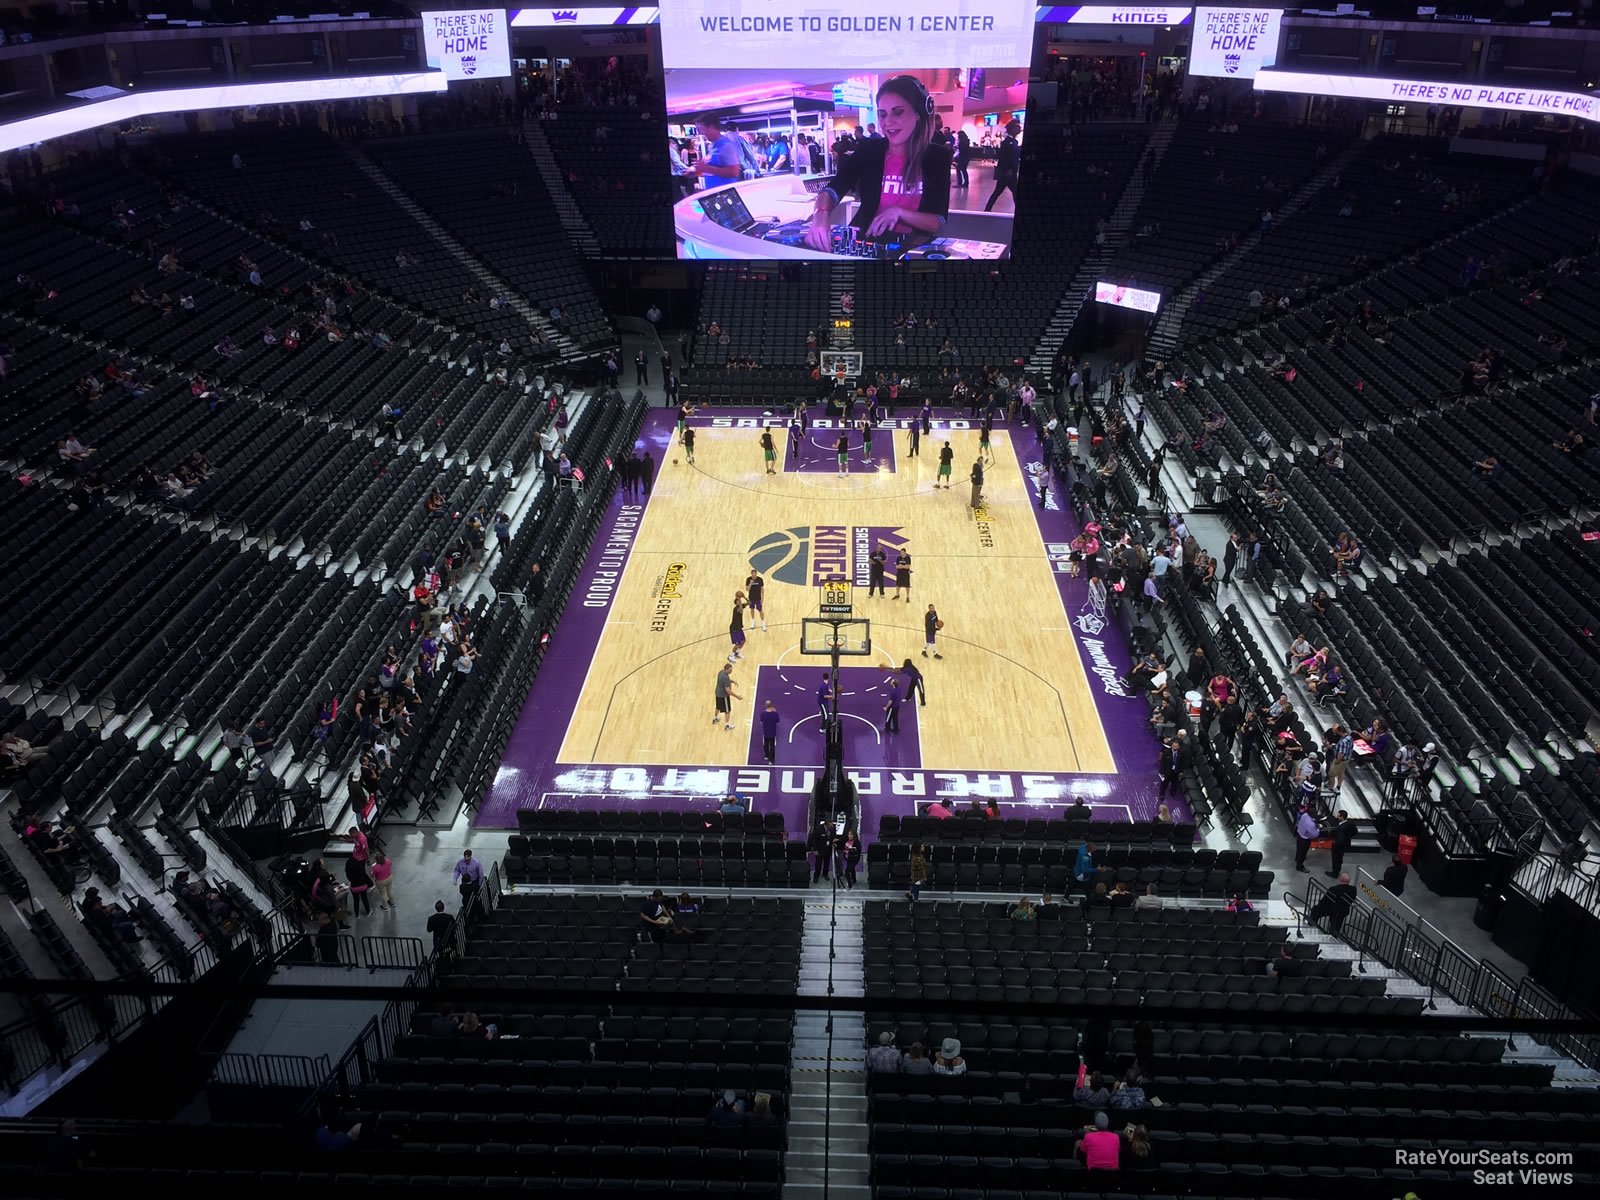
left=479, top=406, right=1175, bottom=835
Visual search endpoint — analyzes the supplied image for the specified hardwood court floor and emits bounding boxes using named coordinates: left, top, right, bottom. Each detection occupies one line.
left=557, top=424, right=1115, bottom=774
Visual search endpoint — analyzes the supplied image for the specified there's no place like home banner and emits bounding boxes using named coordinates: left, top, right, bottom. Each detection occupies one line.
left=659, top=0, right=1038, bottom=69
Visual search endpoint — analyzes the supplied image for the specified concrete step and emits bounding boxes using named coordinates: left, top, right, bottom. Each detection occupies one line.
left=783, top=1167, right=871, bottom=1186
left=787, top=1151, right=870, bottom=1167
left=783, top=1184, right=872, bottom=1200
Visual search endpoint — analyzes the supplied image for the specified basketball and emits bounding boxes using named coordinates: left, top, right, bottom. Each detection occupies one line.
left=672, top=457, right=678, bottom=464
left=935, top=619, right=945, bottom=631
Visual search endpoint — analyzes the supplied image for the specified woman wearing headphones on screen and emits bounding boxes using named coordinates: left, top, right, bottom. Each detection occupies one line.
left=805, top=75, right=952, bottom=251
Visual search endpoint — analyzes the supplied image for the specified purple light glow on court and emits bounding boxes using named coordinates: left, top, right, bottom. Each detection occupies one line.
left=787, top=425, right=899, bottom=475
left=746, top=665, right=922, bottom=770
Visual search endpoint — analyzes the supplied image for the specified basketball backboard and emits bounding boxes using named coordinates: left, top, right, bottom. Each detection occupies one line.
left=800, top=618, right=871, bottom=656
left=819, top=350, right=863, bottom=380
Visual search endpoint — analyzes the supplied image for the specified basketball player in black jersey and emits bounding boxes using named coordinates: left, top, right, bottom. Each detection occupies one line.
left=868, top=549, right=887, bottom=598
left=727, top=592, right=747, bottom=663
left=745, top=571, right=768, bottom=632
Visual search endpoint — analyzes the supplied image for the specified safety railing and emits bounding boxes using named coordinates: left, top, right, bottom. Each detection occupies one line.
left=275, top=930, right=359, bottom=968
left=361, top=936, right=426, bottom=973
left=299, top=1015, right=383, bottom=1122
left=1292, top=875, right=1600, bottom=1051
left=0, top=921, right=257, bottom=1098
left=1512, top=854, right=1600, bottom=913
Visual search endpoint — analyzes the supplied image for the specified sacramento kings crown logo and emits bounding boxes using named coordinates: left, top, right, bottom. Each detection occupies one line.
left=460, top=54, right=479, bottom=76
left=1223, top=53, right=1241, bottom=74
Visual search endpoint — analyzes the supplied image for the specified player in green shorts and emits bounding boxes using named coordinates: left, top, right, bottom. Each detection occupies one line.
left=937, top=441, right=953, bottom=489
left=836, top=432, right=849, bottom=477
left=761, top=429, right=777, bottom=475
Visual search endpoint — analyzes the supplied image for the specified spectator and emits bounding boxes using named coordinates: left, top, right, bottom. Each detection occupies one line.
left=27, top=819, right=76, bottom=859
left=452, top=849, right=483, bottom=907
left=345, top=852, right=372, bottom=917
left=906, top=844, right=929, bottom=901
left=867, top=1032, right=902, bottom=1072
left=1225, top=892, right=1255, bottom=914
left=902, top=1042, right=934, bottom=1075
left=44, top=1119, right=86, bottom=1172
left=427, top=1004, right=460, bottom=1037
left=1109, top=880, right=1135, bottom=908
left=1293, top=803, right=1321, bottom=874
left=1135, top=883, right=1162, bottom=910
left=1110, top=1069, right=1147, bottom=1111
left=1312, top=873, right=1360, bottom=934
left=1078, top=1111, right=1121, bottom=1170
left=748, top=1092, right=778, bottom=1129
left=1125, top=1124, right=1156, bottom=1171
left=82, top=888, right=139, bottom=943
left=1270, top=943, right=1302, bottom=977
left=1383, top=854, right=1409, bottom=896
left=313, top=1119, right=361, bottom=1152
left=1326, top=809, right=1358, bottom=878
left=1285, top=632, right=1313, bottom=672
left=371, top=852, right=395, bottom=911
left=640, top=888, right=674, bottom=940
left=1, top=734, right=48, bottom=770
left=933, top=1037, right=967, bottom=1075
left=1074, top=1064, right=1111, bottom=1108
left=426, top=900, right=453, bottom=950
left=458, top=1012, right=493, bottom=1040
left=809, top=821, right=833, bottom=883
left=708, top=1090, right=745, bottom=1129
left=839, top=828, right=861, bottom=889
left=312, top=693, right=338, bottom=743
left=1011, top=896, right=1036, bottom=921
left=1072, top=841, right=1097, bottom=893
left=313, top=911, right=341, bottom=963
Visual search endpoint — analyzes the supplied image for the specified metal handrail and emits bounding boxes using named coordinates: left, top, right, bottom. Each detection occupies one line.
left=1288, top=865, right=1600, bottom=1058
left=360, top=936, right=426, bottom=973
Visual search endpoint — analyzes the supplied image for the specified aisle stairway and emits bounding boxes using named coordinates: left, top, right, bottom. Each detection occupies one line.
left=1028, top=120, right=1176, bottom=379
left=1148, top=138, right=1375, bottom=356
left=520, top=117, right=605, bottom=259
left=343, top=146, right=584, bottom=363
left=786, top=891, right=869, bottom=1200
left=829, top=266, right=855, bottom=350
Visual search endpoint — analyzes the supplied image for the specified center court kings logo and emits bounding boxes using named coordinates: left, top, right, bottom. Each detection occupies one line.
left=749, top=527, right=810, bottom=587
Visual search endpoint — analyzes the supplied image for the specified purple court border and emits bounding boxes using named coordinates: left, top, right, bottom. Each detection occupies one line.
left=477, top=407, right=1180, bottom=833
